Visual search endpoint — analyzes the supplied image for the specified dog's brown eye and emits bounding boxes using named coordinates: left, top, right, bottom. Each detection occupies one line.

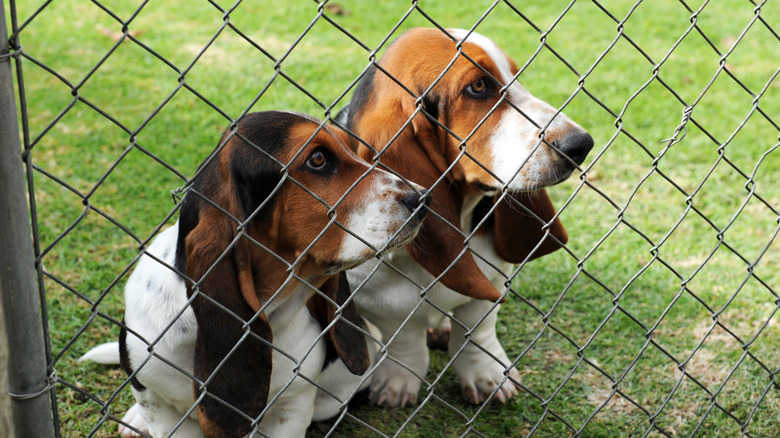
left=466, top=78, right=489, bottom=97
left=307, top=150, right=327, bottom=169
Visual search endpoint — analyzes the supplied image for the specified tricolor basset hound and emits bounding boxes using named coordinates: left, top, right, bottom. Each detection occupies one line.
left=335, top=28, right=593, bottom=407
left=104, top=111, right=428, bottom=437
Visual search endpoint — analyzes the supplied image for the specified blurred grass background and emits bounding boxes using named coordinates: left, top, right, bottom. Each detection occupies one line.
left=4, top=0, right=779, bottom=436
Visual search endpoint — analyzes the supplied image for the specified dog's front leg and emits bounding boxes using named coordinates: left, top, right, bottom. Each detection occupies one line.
left=449, top=300, right=520, bottom=405
left=368, top=316, right=430, bottom=408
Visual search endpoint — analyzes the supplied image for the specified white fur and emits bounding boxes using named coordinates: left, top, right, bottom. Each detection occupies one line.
left=78, top=342, right=120, bottom=364
left=339, top=174, right=416, bottom=261
left=311, top=320, right=382, bottom=422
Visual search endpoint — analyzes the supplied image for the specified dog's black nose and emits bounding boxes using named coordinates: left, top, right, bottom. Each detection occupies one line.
left=402, top=189, right=431, bottom=219
left=555, top=131, right=594, bottom=166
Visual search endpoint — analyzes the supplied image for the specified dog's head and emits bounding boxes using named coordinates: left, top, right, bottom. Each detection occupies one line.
left=341, top=28, right=593, bottom=301
left=176, top=111, right=427, bottom=436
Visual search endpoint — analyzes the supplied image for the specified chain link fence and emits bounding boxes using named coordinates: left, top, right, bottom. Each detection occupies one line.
left=2, top=0, right=778, bottom=437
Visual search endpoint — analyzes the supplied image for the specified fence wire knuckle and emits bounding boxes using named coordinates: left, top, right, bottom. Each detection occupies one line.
left=2, top=0, right=779, bottom=437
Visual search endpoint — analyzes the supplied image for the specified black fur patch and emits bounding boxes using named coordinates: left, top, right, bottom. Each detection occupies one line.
left=420, top=92, right=440, bottom=122
left=470, top=195, right=495, bottom=233
left=322, top=338, right=340, bottom=371
left=346, top=66, right=377, bottom=129
left=192, top=289, right=272, bottom=437
left=119, top=321, right=146, bottom=392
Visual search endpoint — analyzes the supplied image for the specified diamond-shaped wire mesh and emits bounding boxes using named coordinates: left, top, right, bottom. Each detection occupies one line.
left=3, top=0, right=778, bottom=437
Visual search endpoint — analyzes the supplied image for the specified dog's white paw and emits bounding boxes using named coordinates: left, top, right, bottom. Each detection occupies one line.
left=369, top=357, right=426, bottom=407
left=118, top=403, right=149, bottom=438
left=454, top=358, right=520, bottom=405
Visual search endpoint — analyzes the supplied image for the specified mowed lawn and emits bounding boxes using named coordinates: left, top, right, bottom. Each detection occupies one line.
left=5, top=0, right=779, bottom=437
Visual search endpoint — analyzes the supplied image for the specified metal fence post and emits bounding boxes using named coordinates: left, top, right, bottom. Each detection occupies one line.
left=0, top=2, right=56, bottom=437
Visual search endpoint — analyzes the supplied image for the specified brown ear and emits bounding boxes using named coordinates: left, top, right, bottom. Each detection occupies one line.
left=373, top=126, right=502, bottom=301
left=405, top=181, right=503, bottom=302
left=409, top=96, right=506, bottom=301
left=493, top=189, right=568, bottom=263
left=309, top=272, right=370, bottom=375
left=184, top=215, right=272, bottom=438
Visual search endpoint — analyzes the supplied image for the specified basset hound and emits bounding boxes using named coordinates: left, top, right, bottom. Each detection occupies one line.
left=334, top=28, right=594, bottom=407
left=105, top=111, right=428, bottom=437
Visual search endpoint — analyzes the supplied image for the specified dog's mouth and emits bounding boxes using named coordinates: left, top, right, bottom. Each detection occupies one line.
left=387, top=218, right=424, bottom=250
left=548, top=167, right=578, bottom=187
left=478, top=164, right=581, bottom=194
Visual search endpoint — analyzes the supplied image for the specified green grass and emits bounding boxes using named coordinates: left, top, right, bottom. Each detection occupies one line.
left=5, top=0, right=780, bottom=437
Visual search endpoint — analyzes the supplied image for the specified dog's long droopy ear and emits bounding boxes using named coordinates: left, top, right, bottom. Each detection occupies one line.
left=409, top=94, right=506, bottom=302
left=184, top=217, right=272, bottom=438
left=175, top=112, right=294, bottom=437
left=382, top=117, right=503, bottom=302
left=310, top=272, right=370, bottom=375
left=493, top=189, right=568, bottom=263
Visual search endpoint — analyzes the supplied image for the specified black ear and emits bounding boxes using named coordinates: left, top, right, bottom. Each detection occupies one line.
left=309, top=272, right=370, bottom=375
left=175, top=112, right=287, bottom=273
left=185, top=218, right=272, bottom=438
left=175, top=112, right=296, bottom=437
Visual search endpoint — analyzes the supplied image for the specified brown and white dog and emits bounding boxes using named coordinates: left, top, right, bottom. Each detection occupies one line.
left=335, top=28, right=593, bottom=407
left=101, top=111, right=428, bottom=437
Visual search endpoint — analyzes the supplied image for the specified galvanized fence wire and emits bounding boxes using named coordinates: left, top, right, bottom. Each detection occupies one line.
left=3, top=0, right=779, bottom=437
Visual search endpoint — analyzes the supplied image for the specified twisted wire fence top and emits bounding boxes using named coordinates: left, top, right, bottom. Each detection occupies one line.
left=4, top=0, right=779, bottom=437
